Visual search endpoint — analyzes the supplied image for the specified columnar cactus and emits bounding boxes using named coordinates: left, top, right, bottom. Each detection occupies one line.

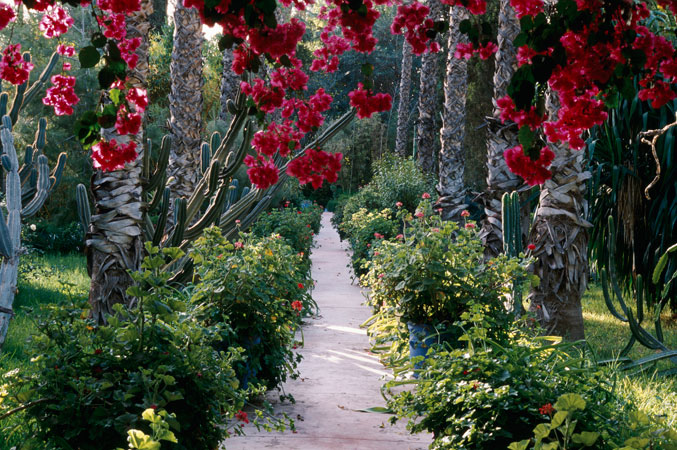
left=0, top=52, right=65, bottom=348
left=0, top=116, right=67, bottom=348
left=501, top=191, right=524, bottom=314
left=77, top=84, right=356, bottom=282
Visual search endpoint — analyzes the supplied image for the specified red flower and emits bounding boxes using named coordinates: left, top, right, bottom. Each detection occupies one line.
left=465, top=223, right=476, bottom=229
left=527, top=243, right=536, bottom=251
left=539, top=403, right=555, bottom=415
left=91, top=139, right=137, bottom=172
left=235, top=410, right=249, bottom=423
left=461, top=210, right=470, bottom=217
left=504, top=145, right=555, bottom=186
left=94, top=349, right=102, bottom=355
left=348, top=83, right=392, bottom=119
left=39, top=5, right=73, bottom=38
left=415, top=211, right=424, bottom=218
left=421, top=192, right=431, bottom=199
left=0, top=44, right=34, bottom=85
left=0, top=3, right=16, bottom=32
left=395, top=234, right=404, bottom=240
left=298, top=283, right=304, bottom=289
left=150, top=404, right=157, bottom=410
left=234, top=241, right=243, bottom=249
left=396, top=201, right=403, bottom=208
left=291, top=300, right=303, bottom=311
left=42, top=74, right=79, bottom=115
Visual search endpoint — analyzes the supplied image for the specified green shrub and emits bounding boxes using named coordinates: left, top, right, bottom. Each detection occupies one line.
left=387, top=310, right=617, bottom=449
left=339, top=208, right=397, bottom=276
left=251, top=204, right=322, bottom=261
left=191, top=228, right=314, bottom=390
left=370, top=156, right=436, bottom=213
left=0, top=246, right=252, bottom=450
left=22, top=221, right=84, bottom=254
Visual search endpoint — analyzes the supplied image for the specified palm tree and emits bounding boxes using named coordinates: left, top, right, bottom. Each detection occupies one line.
left=437, top=5, right=469, bottom=220
left=526, top=90, right=591, bottom=341
left=167, top=0, right=203, bottom=202
left=220, top=48, right=240, bottom=122
left=416, top=0, right=443, bottom=174
left=87, top=0, right=152, bottom=321
left=478, top=0, right=523, bottom=256
left=395, top=39, right=414, bottom=157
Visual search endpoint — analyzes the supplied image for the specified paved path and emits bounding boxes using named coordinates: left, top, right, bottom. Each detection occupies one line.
left=225, top=213, right=430, bottom=450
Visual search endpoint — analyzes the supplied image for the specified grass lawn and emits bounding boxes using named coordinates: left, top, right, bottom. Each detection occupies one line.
left=0, top=253, right=675, bottom=446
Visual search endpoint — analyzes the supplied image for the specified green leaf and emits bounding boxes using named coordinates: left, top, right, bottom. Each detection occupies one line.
left=533, top=423, right=551, bottom=441
left=554, top=393, right=586, bottom=412
left=110, top=88, right=122, bottom=106
left=141, top=408, right=156, bottom=422
left=572, top=431, right=600, bottom=446
left=508, top=440, right=531, bottom=450
left=91, top=32, right=107, bottom=48
left=518, top=125, right=535, bottom=150
left=550, top=410, right=568, bottom=428
left=652, top=243, right=677, bottom=284
left=357, top=406, right=392, bottom=413
left=79, top=46, right=100, bottom=68
left=158, top=430, right=178, bottom=443
left=361, top=63, right=374, bottom=77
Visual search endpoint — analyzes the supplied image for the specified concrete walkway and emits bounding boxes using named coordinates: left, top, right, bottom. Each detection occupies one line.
left=225, top=213, right=430, bottom=449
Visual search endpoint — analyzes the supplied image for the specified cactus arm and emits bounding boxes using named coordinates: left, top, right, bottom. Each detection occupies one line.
left=143, top=138, right=152, bottom=181
left=48, top=152, right=67, bottom=193
left=76, top=183, right=91, bottom=235
left=146, top=135, right=171, bottom=192
left=19, top=145, right=35, bottom=183
left=183, top=179, right=231, bottom=241
left=21, top=52, right=60, bottom=108
left=600, top=269, right=628, bottom=322
left=169, top=198, right=187, bottom=248
left=0, top=208, right=13, bottom=258
left=147, top=173, right=167, bottom=212
left=8, top=78, right=27, bottom=127
left=21, top=155, right=51, bottom=217
left=0, top=93, right=8, bottom=118
left=152, top=188, right=171, bottom=246
left=200, top=142, right=211, bottom=175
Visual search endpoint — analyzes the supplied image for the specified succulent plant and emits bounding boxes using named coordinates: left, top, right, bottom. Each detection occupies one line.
left=502, top=191, right=524, bottom=314
left=77, top=85, right=355, bottom=283
left=0, top=53, right=67, bottom=348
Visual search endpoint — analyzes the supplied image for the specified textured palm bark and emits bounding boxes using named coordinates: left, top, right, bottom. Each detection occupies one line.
left=416, top=0, right=443, bottom=174
left=526, top=91, right=591, bottom=341
left=395, top=40, right=414, bottom=158
left=478, top=0, right=524, bottom=256
left=168, top=1, right=203, bottom=202
left=437, top=6, right=469, bottom=221
left=87, top=0, right=152, bottom=322
left=219, top=48, right=240, bottom=122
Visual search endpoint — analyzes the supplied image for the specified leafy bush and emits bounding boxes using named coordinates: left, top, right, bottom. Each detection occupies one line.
left=387, top=311, right=617, bottom=449
left=251, top=204, right=322, bottom=262
left=22, top=221, right=84, bottom=254
left=370, top=156, right=436, bottom=213
left=339, top=208, right=397, bottom=276
left=191, top=228, right=314, bottom=390
left=0, top=246, right=253, bottom=450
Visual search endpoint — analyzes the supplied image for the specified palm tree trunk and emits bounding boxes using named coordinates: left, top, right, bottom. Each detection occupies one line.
left=437, top=5, right=469, bottom=220
left=416, top=0, right=443, bottom=174
left=219, top=48, right=240, bottom=122
left=87, top=0, right=152, bottom=322
left=479, top=0, right=524, bottom=256
left=395, top=40, right=414, bottom=158
left=168, top=1, right=203, bottom=202
left=527, top=90, right=591, bottom=341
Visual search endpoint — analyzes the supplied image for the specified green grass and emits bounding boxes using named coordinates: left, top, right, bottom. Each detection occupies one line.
left=582, top=283, right=677, bottom=427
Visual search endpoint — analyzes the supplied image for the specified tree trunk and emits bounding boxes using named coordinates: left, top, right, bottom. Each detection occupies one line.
left=87, top=0, right=152, bottom=322
left=395, top=40, right=414, bottom=158
left=527, top=90, right=591, bottom=341
left=437, top=6, right=469, bottom=221
left=416, top=0, right=443, bottom=174
left=149, top=0, right=167, bottom=33
left=220, top=49, right=240, bottom=123
left=168, top=1, right=203, bottom=202
left=479, top=0, right=524, bottom=256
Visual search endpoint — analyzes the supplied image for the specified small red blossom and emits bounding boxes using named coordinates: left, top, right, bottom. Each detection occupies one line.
left=421, top=192, right=431, bottom=199
left=94, top=349, right=102, bottom=355
left=527, top=243, right=536, bottom=251
left=415, top=211, right=424, bottom=218
left=539, top=403, right=555, bottom=415
left=462, top=370, right=469, bottom=375
left=0, top=3, right=15, bottom=32
left=150, top=404, right=157, bottom=410
left=374, top=232, right=384, bottom=239
left=348, top=83, right=392, bottom=119
left=0, top=44, right=34, bottom=85
left=298, top=283, right=304, bottom=289
left=43, top=74, right=79, bottom=115
left=461, top=210, right=470, bottom=217
left=291, top=300, right=303, bottom=311
left=234, top=241, right=244, bottom=249
left=465, top=223, right=476, bottom=229
left=235, top=410, right=249, bottom=423
left=504, top=145, right=555, bottom=186
left=396, top=234, right=404, bottom=240
left=39, top=6, right=73, bottom=38
left=396, top=201, right=403, bottom=208
left=57, top=44, right=75, bottom=57
left=91, top=139, right=137, bottom=171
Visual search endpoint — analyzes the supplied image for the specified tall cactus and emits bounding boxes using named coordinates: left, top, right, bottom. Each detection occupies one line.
left=77, top=82, right=356, bottom=284
left=501, top=191, right=523, bottom=315
left=0, top=116, right=67, bottom=348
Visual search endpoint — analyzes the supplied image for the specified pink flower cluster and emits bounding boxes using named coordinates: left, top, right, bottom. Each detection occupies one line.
left=92, top=139, right=138, bottom=172
left=286, top=149, right=343, bottom=189
left=454, top=41, right=498, bottom=60
left=39, top=6, right=73, bottom=38
left=391, top=2, right=440, bottom=55
left=0, top=3, right=16, bottom=32
left=42, top=74, right=79, bottom=116
left=348, top=83, right=392, bottom=119
left=503, top=145, right=555, bottom=186
left=0, top=44, right=33, bottom=85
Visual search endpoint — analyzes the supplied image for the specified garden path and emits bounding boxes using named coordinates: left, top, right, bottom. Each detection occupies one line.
left=225, top=213, right=430, bottom=450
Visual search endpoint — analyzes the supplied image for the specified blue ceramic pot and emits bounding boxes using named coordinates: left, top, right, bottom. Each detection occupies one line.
left=239, top=335, right=262, bottom=390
